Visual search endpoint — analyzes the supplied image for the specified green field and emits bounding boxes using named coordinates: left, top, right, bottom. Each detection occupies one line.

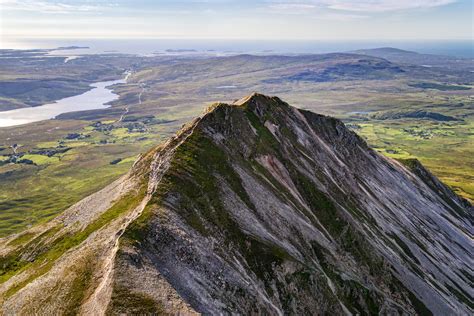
left=0, top=49, right=472, bottom=237
left=0, top=116, right=187, bottom=237
left=354, top=120, right=473, bottom=201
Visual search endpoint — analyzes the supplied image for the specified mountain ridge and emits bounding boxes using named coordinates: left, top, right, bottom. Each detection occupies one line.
left=352, top=47, right=418, bottom=55
left=0, top=93, right=472, bottom=315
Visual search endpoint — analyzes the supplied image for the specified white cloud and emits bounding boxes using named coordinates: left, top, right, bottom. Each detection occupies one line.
left=268, top=3, right=317, bottom=14
left=269, top=3, right=317, bottom=10
left=326, top=0, right=457, bottom=12
left=1, top=0, right=458, bottom=15
left=267, top=2, right=369, bottom=19
left=0, top=0, right=106, bottom=14
left=317, top=12, right=369, bottom=20
left=266, top=0, right=457, bottom=13
left=268, top=3, right=368, bottom=19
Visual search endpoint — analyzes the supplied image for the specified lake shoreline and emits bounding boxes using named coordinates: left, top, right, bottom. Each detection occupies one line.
left=0, top=75, right=128, bottom=128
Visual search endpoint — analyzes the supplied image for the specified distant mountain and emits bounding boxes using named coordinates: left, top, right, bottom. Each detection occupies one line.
left=353, top=47, right=418, bottom=55
left=369, top=109, right=461, bottom=122
left=1, top=94, right=472, bottom=315
left=351, top=47, right=474, bottom=72
left=55, top=46, right=90, bottom=50
left=262, top=54, right=405, bottom=83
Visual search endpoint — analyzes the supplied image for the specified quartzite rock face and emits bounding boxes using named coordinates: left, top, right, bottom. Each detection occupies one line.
left=1, top=94, right=472, bottom=315
left=114, top=94, right=473, bottom=315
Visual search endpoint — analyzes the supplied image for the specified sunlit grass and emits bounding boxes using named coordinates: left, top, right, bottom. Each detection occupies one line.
left=0, top=118, right=174, bottom=237
left=22, top=154, right=60, bottom=165
left=355, top=119, right=474, bottom=202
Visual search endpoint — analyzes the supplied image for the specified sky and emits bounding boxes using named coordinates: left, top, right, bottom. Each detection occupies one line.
left=0, top=0, right=473, bottom=40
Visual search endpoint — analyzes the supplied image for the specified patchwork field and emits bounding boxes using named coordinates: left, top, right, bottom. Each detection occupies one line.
left=0, top=48, right=472, bottom=237
left=355, top=119, right=473, bottom=201
left=0, top=113, right=191, bottom=236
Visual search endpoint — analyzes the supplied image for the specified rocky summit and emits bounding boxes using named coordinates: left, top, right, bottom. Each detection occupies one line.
left=0, top=94, right=472, bottom=315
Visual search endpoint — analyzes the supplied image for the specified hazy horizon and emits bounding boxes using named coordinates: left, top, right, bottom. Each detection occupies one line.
left=2, top=38, right=473, bottom=58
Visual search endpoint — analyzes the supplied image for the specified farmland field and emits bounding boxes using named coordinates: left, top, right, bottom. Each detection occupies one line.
left=0, top=47, right=472, bottom=236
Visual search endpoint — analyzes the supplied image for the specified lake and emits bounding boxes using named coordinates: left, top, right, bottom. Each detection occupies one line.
left=0, top=78, right=125, bottom=128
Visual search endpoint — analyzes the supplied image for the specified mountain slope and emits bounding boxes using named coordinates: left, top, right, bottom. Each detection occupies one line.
left=351, top=47, right=474, bottom=74
left=1, top=94, right=472, bottom=315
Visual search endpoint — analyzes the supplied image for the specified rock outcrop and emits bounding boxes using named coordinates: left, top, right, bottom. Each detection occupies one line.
left=1, top=94, right=472, bottom=315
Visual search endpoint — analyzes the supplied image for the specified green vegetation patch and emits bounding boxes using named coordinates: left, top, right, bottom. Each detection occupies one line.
left=355, top=120, right=473, bottom=202
left=21, top=154, right=60, bottom=165
left=130, top=128, right=294, bottom=291
left=107, top=286, right=166, bottom=315
left=311, top=241, right=385, bottom=315
left=158, top=128, right=256, bottom=235
left=0, top=187, right=145, bottom=297
left=292, top=170, right=345, bottom=238
left=6, top=231, right=36, bottom=247
left=62, top=257, right=95, bottom=315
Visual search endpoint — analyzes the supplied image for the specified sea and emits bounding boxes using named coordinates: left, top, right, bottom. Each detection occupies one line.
left=1, top=38, right=473, bottom=58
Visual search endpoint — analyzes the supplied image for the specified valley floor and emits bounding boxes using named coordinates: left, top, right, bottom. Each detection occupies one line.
left=0, top=49, right=472, bottom=237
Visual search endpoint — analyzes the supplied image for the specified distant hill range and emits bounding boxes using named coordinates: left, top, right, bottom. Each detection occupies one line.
left=352, top=47, right=474, bottom=68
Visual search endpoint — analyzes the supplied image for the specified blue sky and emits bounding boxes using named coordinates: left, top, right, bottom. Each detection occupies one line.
left=1, top=0, right=472, bottom=39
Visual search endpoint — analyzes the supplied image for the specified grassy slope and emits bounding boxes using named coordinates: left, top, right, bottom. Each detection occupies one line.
left=355, top=120, right=473, bottom=201
left=0, top=186, right=146, bottom=303
left=337, top=90, right=474, bottom=202
left=0, top=115, right=183, bottom=237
